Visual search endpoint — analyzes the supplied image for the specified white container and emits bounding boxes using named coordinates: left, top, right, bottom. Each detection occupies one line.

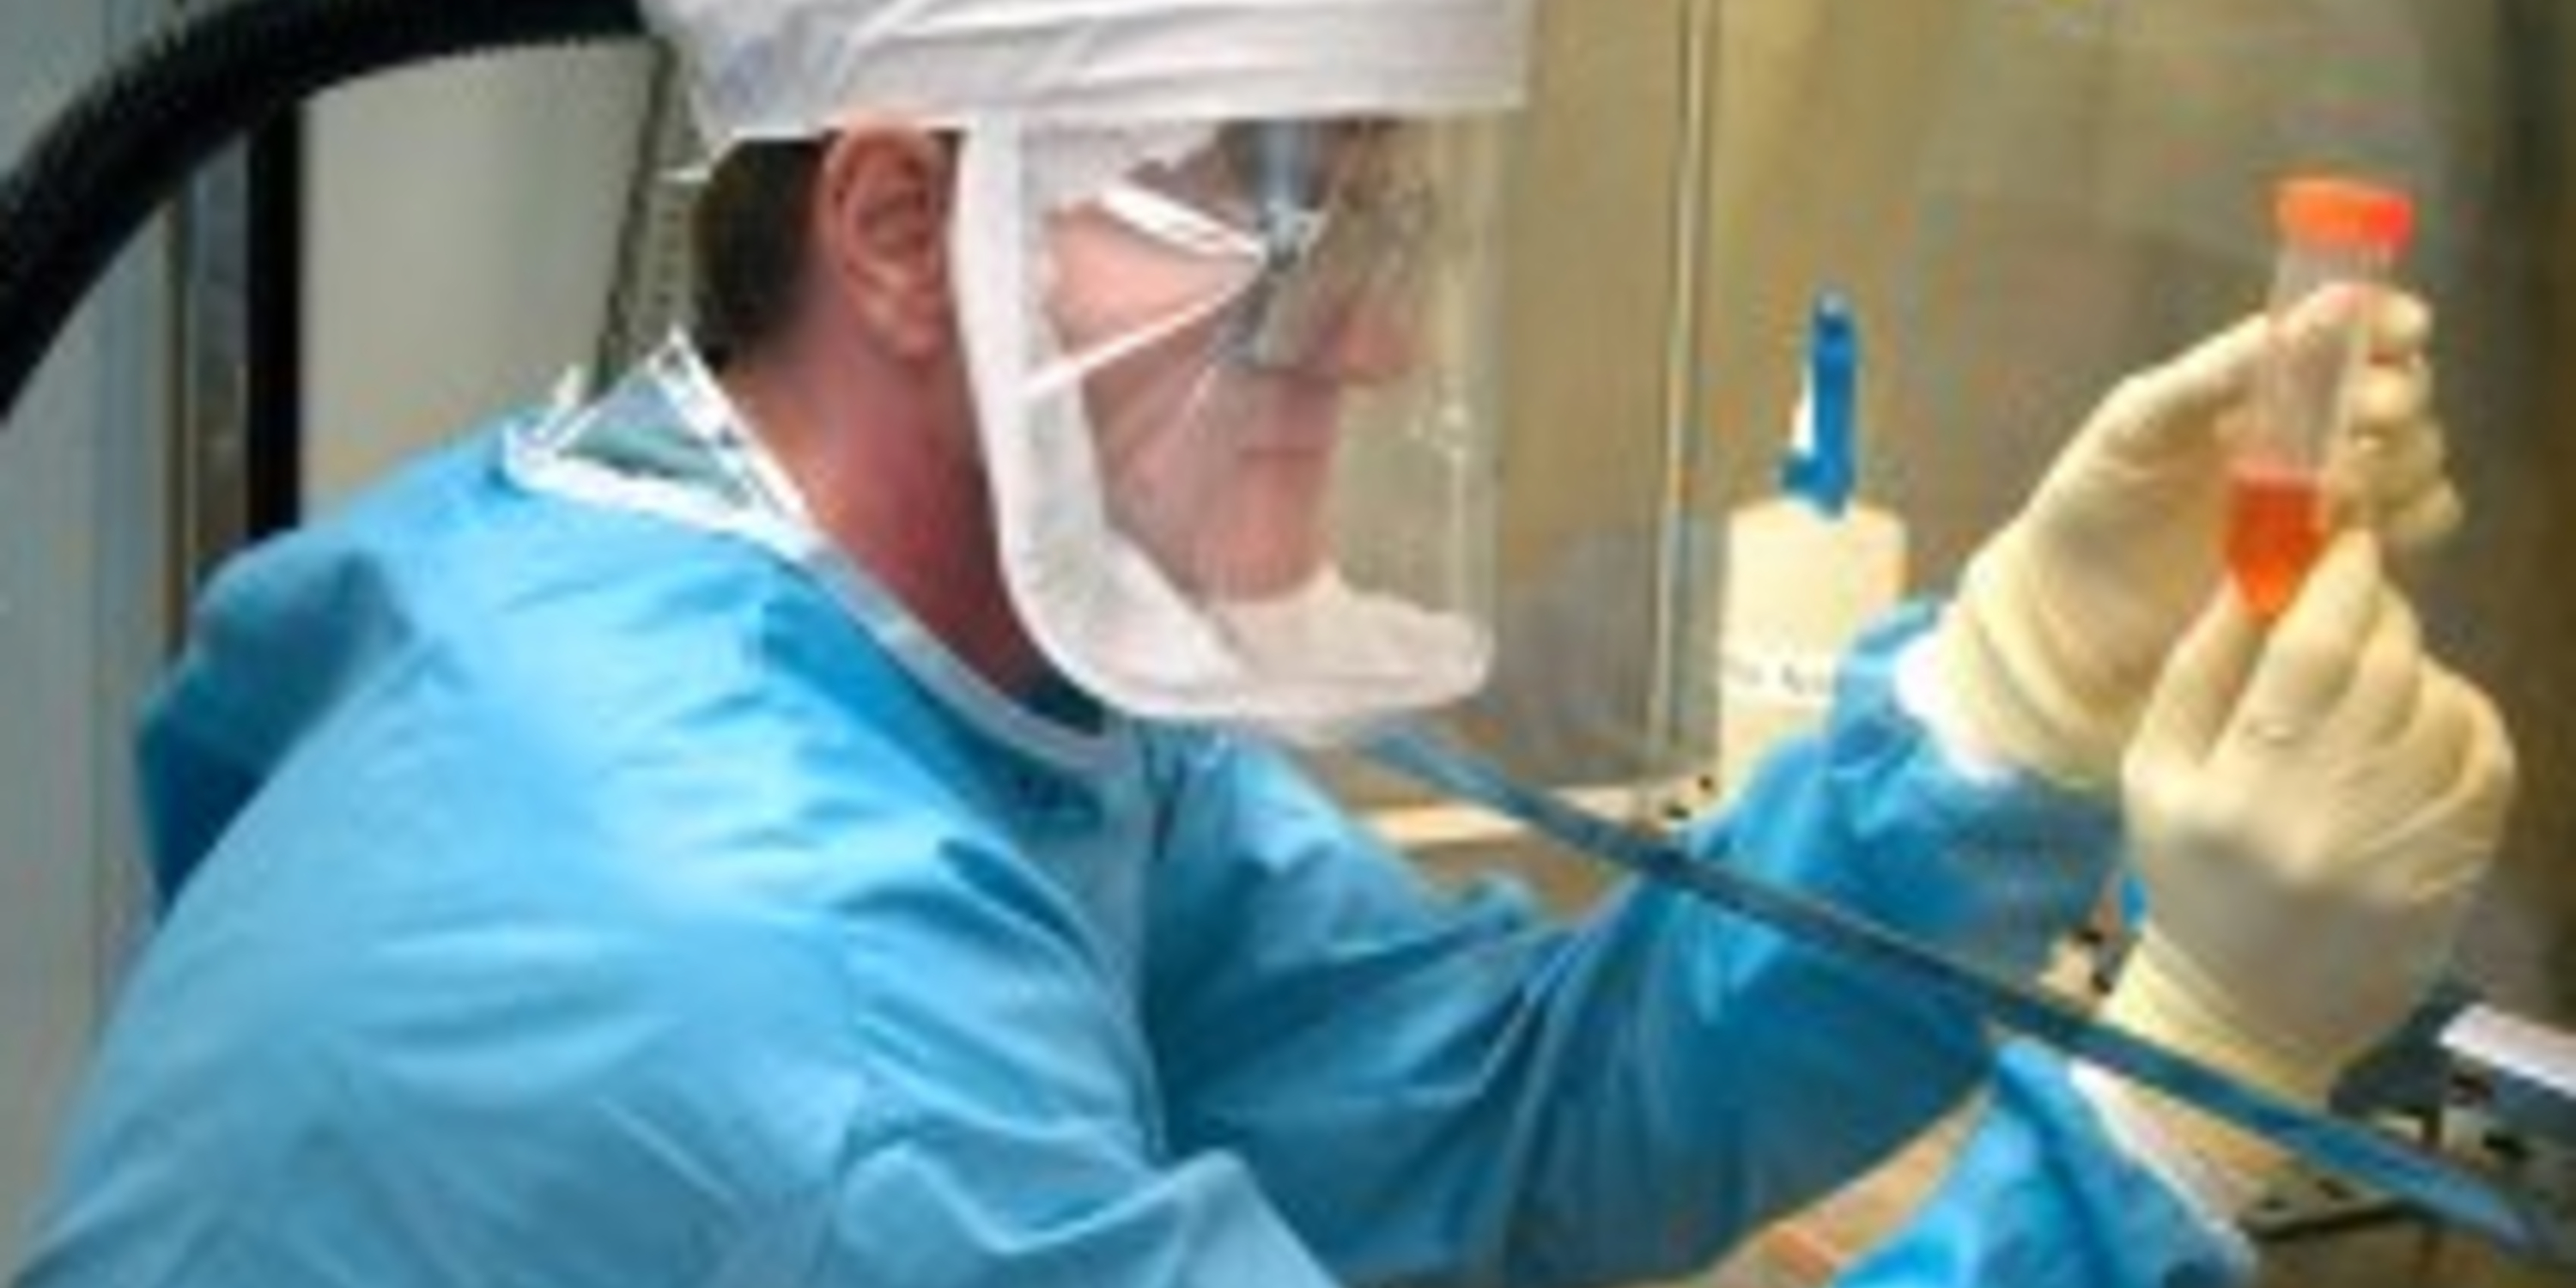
left=1715, top=495, right=1907, bottom=804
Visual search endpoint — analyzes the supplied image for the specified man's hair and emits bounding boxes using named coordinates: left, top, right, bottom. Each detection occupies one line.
left=689, top=139, right=826, bottom=367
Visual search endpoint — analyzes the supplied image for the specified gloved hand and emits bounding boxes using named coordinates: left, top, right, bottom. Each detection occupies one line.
left=1940, top=295, right=2455, bottom=789
left=2104, top=532, right=2514, bottom=1176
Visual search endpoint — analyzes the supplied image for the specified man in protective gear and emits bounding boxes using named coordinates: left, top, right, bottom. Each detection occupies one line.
left=15, top=1, right=2512, bottom=1285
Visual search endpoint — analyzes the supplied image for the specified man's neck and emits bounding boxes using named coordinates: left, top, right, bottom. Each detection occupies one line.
left=716, top=346, right=1051, bottom=696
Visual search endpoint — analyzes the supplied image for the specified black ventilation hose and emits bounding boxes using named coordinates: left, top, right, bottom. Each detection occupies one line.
left=0, top=0, right=650, bottom=428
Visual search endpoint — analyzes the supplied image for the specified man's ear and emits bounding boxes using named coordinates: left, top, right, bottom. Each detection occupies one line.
left=813, top=125, right=956, bottom=360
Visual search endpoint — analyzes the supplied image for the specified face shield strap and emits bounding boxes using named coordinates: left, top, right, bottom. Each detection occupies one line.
left=1027, top=185, right=1262, bottom=402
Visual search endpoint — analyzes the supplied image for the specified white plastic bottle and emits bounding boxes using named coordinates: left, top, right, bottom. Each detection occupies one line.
left=1714, top=296, right=1908, bottom=805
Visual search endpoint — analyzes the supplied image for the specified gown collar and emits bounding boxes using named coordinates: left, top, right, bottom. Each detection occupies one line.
left=504, top=336, right=1133, bottom=775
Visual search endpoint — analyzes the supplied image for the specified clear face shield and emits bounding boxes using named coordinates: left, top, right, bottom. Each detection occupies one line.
left=951, top=112, right=1511, bottom=742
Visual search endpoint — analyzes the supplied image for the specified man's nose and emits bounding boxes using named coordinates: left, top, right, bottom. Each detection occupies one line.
left=1311, top=292, right=1421, bottom=386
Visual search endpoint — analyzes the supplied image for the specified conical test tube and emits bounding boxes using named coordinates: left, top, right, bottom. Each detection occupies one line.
left=2230, top=177, right=2415, bottom=622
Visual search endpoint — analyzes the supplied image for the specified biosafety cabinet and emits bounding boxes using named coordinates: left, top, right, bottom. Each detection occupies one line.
left=1498, top=0, right=2576, bottom=1049
left=1473, top=5, right=2576, bottom=1284
left=1490, top=0, right=2576, bottom=1001
left=1, top=1, right=2573, bottom=1284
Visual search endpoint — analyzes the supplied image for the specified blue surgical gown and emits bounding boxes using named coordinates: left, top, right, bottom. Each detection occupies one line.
left=17, top=349, right=2242, bottom=1286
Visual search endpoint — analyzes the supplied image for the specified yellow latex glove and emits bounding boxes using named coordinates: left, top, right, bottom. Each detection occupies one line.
left=1941, top=295, right=2454, bottom=790
left=2105, top=532, right=2514, bottom=1178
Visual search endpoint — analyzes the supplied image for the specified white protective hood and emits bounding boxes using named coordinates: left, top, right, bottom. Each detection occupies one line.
left=644, top=0, right=1538, bottom=743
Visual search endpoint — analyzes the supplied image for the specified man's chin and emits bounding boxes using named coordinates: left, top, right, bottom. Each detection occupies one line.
left=1234, top=378, right=1347, bottom=454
